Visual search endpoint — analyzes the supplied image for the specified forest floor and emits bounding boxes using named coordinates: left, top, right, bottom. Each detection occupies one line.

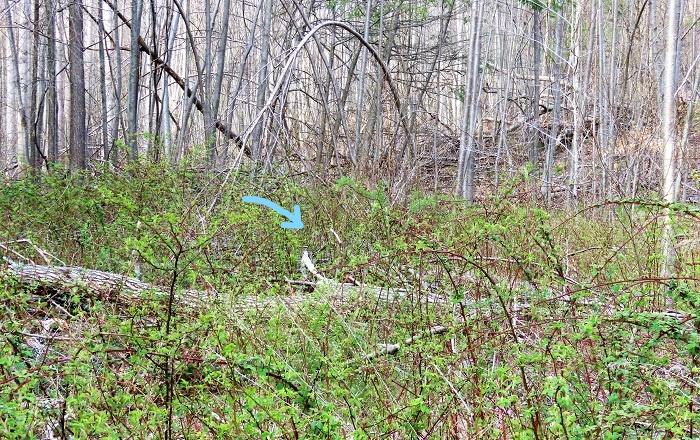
left=1, top=161, right=700, bottom=439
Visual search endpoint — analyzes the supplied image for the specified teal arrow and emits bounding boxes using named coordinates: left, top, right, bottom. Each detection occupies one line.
left=242, top=196, right=304, bottom=229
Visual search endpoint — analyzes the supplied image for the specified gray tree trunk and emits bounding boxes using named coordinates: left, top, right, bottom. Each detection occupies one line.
left=660, top=0, right=681, bottom=279
left=46, top=0, right=59, bottom=164
left=5, top=2, right=31, bottom=168
left=352, top=0, right=372, bottom=166
left=568, top=1, right=583, bottom=204
left=111, top=0, right=123, bottom=165
left=456, top=0, right=483, bottom=200
left=127, top=0, right=144, bottom=159
left=68, top=0, right=87, bottom=172
left=98, top=0, right=110, bottom=163
left=28, top=0, right=41, bottom=168
left=0, top=42, right=5, bottom=171
left=161, top=13, right=180, bottom=161
left=542, top=9, right=565, bottom=203
left=203, top=0, right=214, bottom=161
left=251, top=0, right=272, bottom=162
left=211, top=0, right=231, bottom=116
left=528, top=6, right=542, bottom=169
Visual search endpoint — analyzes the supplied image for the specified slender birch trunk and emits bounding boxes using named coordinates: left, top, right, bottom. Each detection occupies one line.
left=660, top=0, right=681, bottom=279
left=542, top=8, right=564, bottom=203
left=98, top=0, right=110, bottom=162
left=111, top=0, right=123, bottom=165
left=528, top=6, right=542, bottom=170
left=352, top=0, right=372, bottom=166
left=46, top=0, right=59, bottom=164
left=127, top=0, right=144, bottom=159
left=251, top=0, right=272, bottom=162
left=456, top=0, right=483, bottom=200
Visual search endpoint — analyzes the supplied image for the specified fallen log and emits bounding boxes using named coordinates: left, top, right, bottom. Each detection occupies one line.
left=2, top=256, right=211, bottom=308
left=1, top=251, right=447, bottom=315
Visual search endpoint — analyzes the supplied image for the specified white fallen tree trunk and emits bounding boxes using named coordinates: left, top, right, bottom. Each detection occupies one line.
left=2, top=250, right=447, bottom=314
left=3, top=256, right=211, bottom=307
left=2, top=251, right=454, bottom=364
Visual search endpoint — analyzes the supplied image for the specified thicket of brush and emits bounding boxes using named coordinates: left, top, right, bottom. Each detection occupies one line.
left=1, top=161, right=699, bottom=439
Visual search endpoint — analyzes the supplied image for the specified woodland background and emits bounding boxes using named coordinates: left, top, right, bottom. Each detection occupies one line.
left=2, top=0, right=700, bottom=438
left=0, top=0, right=698, bottom=202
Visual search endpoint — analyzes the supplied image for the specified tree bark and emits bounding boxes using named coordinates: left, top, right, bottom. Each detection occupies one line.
left=68, top=0, right=87, bottom=172
left=127, top=0, right=143, bottom=160
left=456, top=0, right=483, bottom=200
left=98, top=0, right=110, bottom=163
left=203, top=0, right=215, bottom=162
left=0, top=41, right=5, bottom=171
left=110, top=0, right=123, bottom=165
left=46, top=0, right=59, bottom=164
left=1, top=255, right=442, bottom=314
left=528, top=6, right=542, bottom=169
left=568, top=0, right=583, bottom=204
left=351, top=0, right=373, bottom=166
left=161, top=12, right=180, bottom=161
left=210, top=0, right=232, bottom=160
left=28, top=0, right=41, bottom=169
left=660, top=0, right=680, bottom=279
left=251, top=0, right=273, bottom=162
left=542, top=9, right=564, bottom=203
left=5, top=2, right=31, bottom=169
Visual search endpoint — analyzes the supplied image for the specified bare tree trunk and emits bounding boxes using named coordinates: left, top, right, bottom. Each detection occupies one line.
left=568, top=0, right=583, bottom=204
left=28, top=0, right=41, bottom=169
left=456, top=0, right=483, bottom=200
left=352, top=0, right=372, bottom=166
left=110, top=0, right=123, bottom=165
left=542, top=9, right=564, bottom=203
left=203, top=0, right=214, bottom=161
left=676, top=47, right=700, bottom=201
left=147, top=0, right=161, bottom=158
left=5, top=2, right=31, bottom=168
left=68, top=0, right=87, bottom=172
left=493, top=3, right=516, bottom=190
left=528, top=6, right=543, bottom=169
left=98, top=0, right=110, bottom=163
left=604, top=0, right=619, bottom=197
left=251, top=0, right=272, bottom=162
left=660, top=0, right=680, bottom=279
left=46, top=0, right=59, bottom=164
left=331, top=47, right=361, bottom=167
left=0, top=40, right=6, bottom=172
left=161, top=12, right=179, bottom=161
left=316, top=26, right=336, bottom=171
left=211, top=0, right=231, bottom=136
left=4, top=23, right=19, bottom=173
left=361, top=11, right=398, bottom=167
left=127, top=0, right=144, bottom=159
left=178, top=0, right=194, bottom=157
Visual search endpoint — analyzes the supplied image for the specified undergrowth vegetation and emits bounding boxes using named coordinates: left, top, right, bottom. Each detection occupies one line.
left=1, top=163, right=700, bottom=439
